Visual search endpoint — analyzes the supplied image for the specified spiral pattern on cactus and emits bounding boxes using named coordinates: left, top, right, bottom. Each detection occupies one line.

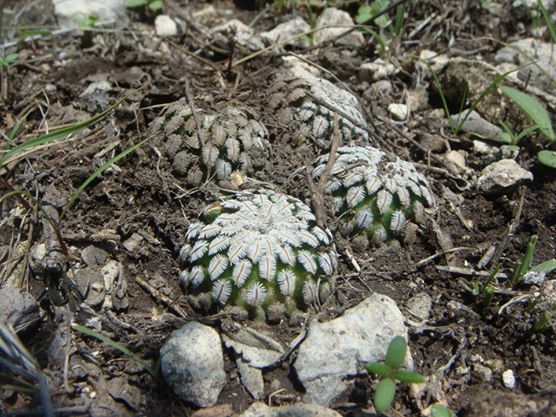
left=268, top=59, right=368, bottom=146
left=179, top=190, right=338, bottom=319
left=312, top=146, right=435, bottom=243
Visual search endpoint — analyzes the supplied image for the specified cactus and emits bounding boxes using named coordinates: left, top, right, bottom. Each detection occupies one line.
left=149, top=100, right=270, bottom=184
left=312, top=146, right=435, bottom=244
left=178, top=190, right=338, bottom=320
left=268, top=60, right=368, bottom=146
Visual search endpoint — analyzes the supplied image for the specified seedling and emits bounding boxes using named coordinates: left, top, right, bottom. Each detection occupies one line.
left=356, top=0, right=405, bottom=57
left=431, top=404, right=455, bottom=417
left=499, top=86, right=556, bottom=168
left=366, top=336, right=427, bottom=413
left=0, top=52, right=17, bottom=68
left=126, top=0, right=163, bottom=12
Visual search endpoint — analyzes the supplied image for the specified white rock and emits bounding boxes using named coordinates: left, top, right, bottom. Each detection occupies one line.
left=212, top=19, right=264, bottom=51
left=237, top=359, right=264, bottom=400
left=450, top=110, right=503, bottom=141
left=52, top=0, right=127, bottom=27
left=260, top=17, right=311, bottom=48
left=419, top=49, right=449, bottom=72
left=239, top=402, right=342, bottom=417
left=221, top=323, right=284, bottom=368
left=405, top=292, right=432, bottom=322
left=155, top=15, right=183, bottom=37
left=388, top=103, right=409, bottom=121
left=160, top=322, right=226, bottom=407
left=358, top=59, right=398, bottom=82
left=294, top=293, right=411, bottom=406
left=503, top=369, right=516, bottom=389
left=477, top=159, right=533, bottom=192
left=314, top=8, right=364, bottom=48
left=445, top=150, right=468, bottom=175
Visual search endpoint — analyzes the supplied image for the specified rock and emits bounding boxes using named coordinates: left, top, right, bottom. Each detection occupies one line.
left=0, top=287, right=41, bottom=333
left=154, top=15, right=184, bottom=37
left=407, top=89, right=428, bottom=112
left=473, top=363, right=493, bottom=382
left=369, top=80, right=394, bottom=96
left=237, top=358, right=265, bottom=399
left=445, top=150, right=468, bottom=175
left=81, top=245, right=109, bottom=267
left=463, top=388, right=554, bottom=417
left=419, top=49, right=449, bottom=72
left=502, top=369, right=516, bottom=389
left=388, top=103, right=409, bottom=121
left=294, top=293, right=411, bottom=406
left=239, top=402, right=342, bottom=417
left=358, top=59, right=398, bottom=82
left=477, top=159, right=533, bottom=193
left=221, top=320, right=285, bottom=368
left=405, top=292, right=432, bottom=322
left=191, top=404, right=233, bottom=417
left=212, top=19, right=264, bottom=51
left=101, top=260, right=128, bottom=311
left=450, top=110, right=503, bottom=141
left=122, top=233, right=144, bottom=253
left=160, top=322, right=226, bottom=407
left=314, top=8, right=364, bottom=48
left=260, top=17, right=311, bottom=48
left=52, top=0, right=127, bottom=27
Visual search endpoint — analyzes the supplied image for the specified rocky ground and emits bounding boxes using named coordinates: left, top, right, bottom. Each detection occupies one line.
left=1, top=0, right=555, bottom=416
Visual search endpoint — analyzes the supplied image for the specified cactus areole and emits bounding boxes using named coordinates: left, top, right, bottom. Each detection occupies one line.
left=179, top=190, right=338, bottom=319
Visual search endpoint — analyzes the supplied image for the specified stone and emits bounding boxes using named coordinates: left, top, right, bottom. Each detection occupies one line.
left=388, top=103, right=409, bottom=121
left=260, top=17, right=311, bottom=48
left=473, top=363, right=493, bottom=382
left=502, top=369, right=516, bottom=389
left=358, top=59, right=398, bottom=82
left=239, top=402, right=342, bottom=417
left=477, top=159, right=533, bottom=193
left=450, top=110, right=503, bottom=141
left=405, top=292, right=432, bottom=322
left=445, top=150, right=468, bottom=175
left=122, top=233, right=144, bottom=253
left=81, top=245, right=109, bottom=267
left=419, top=49, right=449, bottom=72
left=294, top=293, right=411, bottom=406
left=463, top=388, right=554, bottom=417
left=160, top=322, right=226, bottom=407
left=314, top=8, right=364, bottom=48
left=52, top=0, right=127, bottom=27
left=237, top=358, right=264, bottom=399
left=212, top=19, right=264, bottom=51
left=0, top=287, right=40, bottom=333
left=154, top=15, right=184, bottom=37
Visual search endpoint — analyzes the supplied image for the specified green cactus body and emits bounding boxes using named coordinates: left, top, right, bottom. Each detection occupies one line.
left=150, top=100, right=270, bottom=183
left=312, top=146, right=435, bottom=243
left=179, top=190, right=338, bottom=319
left=268, top=60, right=368, bottom=146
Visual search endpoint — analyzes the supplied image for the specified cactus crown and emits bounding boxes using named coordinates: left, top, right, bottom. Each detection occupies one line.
left=268, top=61, right=368, bottom=145
left=150, top=101, right=270, bottom=182
left=313, top=146, right=435, bottom=243
left=179, top=190, right=337, bottom=319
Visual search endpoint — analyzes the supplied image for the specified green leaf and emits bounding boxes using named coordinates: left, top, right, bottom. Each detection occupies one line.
left=366, top=362, right=392, bottom=378
left=533, top=310, right=552, bottom=332
left=538, top=150, right=556, bottom=168
left=431, top=404, right=454, bottom=417
left=374, top=378, right=396, bottom=413
left=385, top=336, right=407, bottom=369
left=532, top=258, right=556, bottom=273
left=148, top=0, right=163, bottom=11
left=355, top=5, right=373, bottom=24
left=0, top=53, right=18, bottom=67
left=511, top=235, right=538, bottom=286
left=501, top=86, right=555, bottom=142
left=126, top=0, right=148, bottom=8
left=391, top=369, right=427, bottom=384
left=538, top=0, right=556, bottom=44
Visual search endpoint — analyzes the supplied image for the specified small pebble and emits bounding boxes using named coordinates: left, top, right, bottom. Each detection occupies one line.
left=388, top=103, right=408, bottom=121
left=503, top=369, right=516, bottom=389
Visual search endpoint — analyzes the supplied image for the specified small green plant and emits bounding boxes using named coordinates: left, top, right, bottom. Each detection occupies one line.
left=366, top=336, right=427, bottom=413
left=431, top=404, right=455, bottom=417
left=0, top=52, right=17, bottom=68
left=499, top=86, right=556, bottom=168
left=356, top=0, right=405, bottom=57
left=126, top=0, right=163, bottom=12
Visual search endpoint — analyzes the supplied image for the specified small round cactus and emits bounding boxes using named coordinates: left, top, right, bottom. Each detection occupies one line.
left=312, top=146, right=435, bottom=244
left=179, top=190, right=338, bottom=319
left=150, top=100, right=270, bottom=184
left=268, top=60, right=368, bottom=146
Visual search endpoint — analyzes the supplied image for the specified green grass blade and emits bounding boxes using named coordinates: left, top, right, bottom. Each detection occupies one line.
left=538, top=0, right=556, bottom=43
left=72, top=323, right=158, bottom=378
left=62, top=135, right=152, bottom=218
left=7, top=108, right=34, bottom=142
left=532, top=258, right=556, bottom=273
left=1, top=96, right=126, bottom=168
left=501, top=86, right=555, bottom=142
left=511, top=235, right=538, bottom=286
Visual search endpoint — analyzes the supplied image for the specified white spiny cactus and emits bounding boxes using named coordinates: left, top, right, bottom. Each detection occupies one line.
left=150, top=100, right=270, bottom=183
left=312, top=146, right=435, bottom=243
left=179, top=190, right=337, bottom=319
left=268, top=60, right=369, bottom=145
